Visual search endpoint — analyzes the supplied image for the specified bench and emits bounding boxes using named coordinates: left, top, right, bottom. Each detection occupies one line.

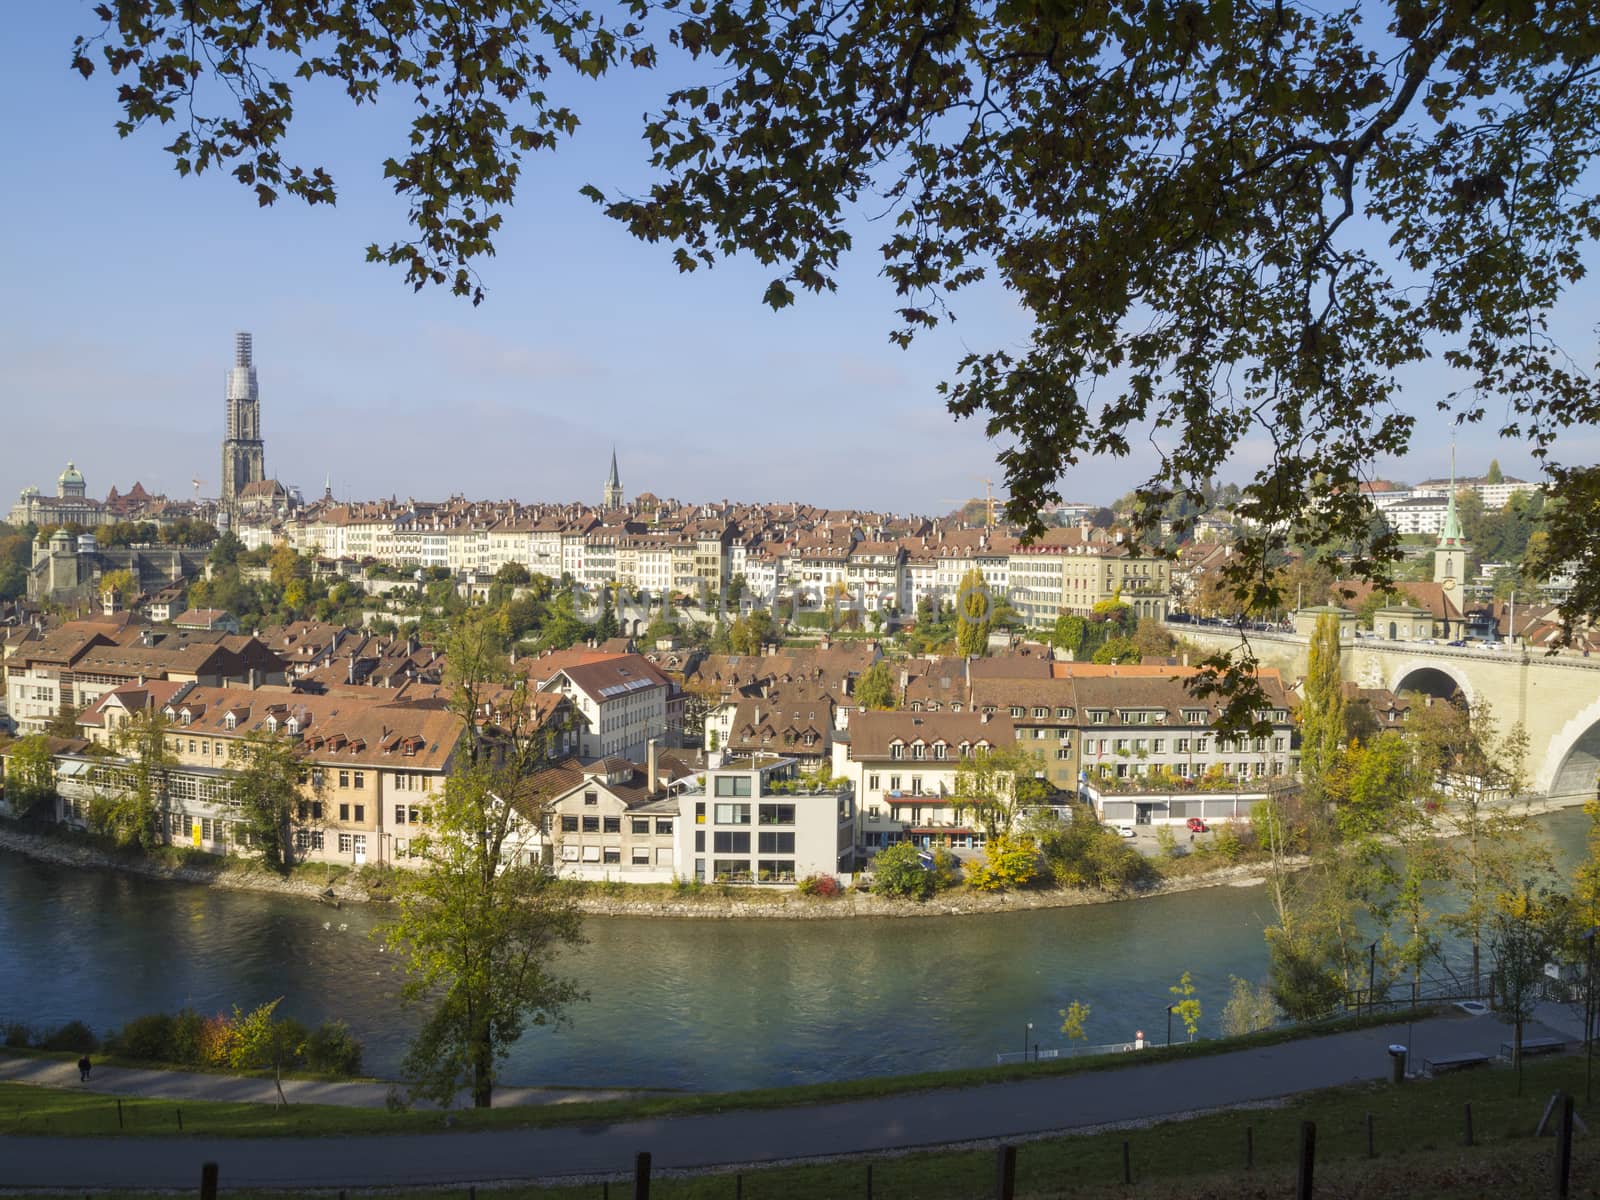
left=1424, top=1052, right=1491, bottom=1075
left=1501, top=1038, right=1567, bottom=1059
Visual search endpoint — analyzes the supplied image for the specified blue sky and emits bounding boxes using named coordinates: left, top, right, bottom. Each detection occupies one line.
left=2, top=5, right=1592, bottom=515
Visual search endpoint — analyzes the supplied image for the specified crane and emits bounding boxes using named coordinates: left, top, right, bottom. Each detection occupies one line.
left=970, top=476, right=996, bottom=530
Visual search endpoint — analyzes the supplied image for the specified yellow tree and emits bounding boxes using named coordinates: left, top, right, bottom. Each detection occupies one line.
left=955, top=568, right=992, bottom=657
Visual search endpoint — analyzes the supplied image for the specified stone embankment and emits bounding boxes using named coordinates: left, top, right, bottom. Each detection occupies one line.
left=0, top=820, right=1298, bottom=919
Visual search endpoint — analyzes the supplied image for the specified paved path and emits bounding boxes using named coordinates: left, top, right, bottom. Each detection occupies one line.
left=0, top=1013, right=1565, bottom=1190
left=0, top=1054, right=641, bottom=1110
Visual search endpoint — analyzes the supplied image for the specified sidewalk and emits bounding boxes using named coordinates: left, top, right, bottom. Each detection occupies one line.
left=0, top=1053, right=641, bottom=1109
left=0, top=1012, right=1571, bottom=1190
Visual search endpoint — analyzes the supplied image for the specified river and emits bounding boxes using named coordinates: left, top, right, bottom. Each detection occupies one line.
left=0, top=808, right=1587, bottom=1092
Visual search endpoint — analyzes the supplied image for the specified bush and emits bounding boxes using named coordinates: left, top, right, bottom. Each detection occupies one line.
left=797, top=873, right=842, bottom=897
left=109, top=1012, right=176, bottom=1061
left=39, top=1020, right=98, bottom=1053
left=169, top=1008, right=207, bottom=1066
left=304, top=1020, right=364, bottom=1076
left=966, top=836, right=1040, bottom=892
left=4, top=1022, right=32, bottom=1048
left=870, top=842, right=935, bottom=900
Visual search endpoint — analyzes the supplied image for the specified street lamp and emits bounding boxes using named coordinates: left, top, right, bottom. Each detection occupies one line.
left=1024, top=1021, right=1034, bottom=1062
left=1167, top=1004, right=1177, bottom=1047
left=1368, top=941, right=1379, bottom=1016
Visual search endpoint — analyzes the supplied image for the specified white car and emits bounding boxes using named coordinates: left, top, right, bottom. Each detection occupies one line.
left=1115, top=823, right=1137, bottom=838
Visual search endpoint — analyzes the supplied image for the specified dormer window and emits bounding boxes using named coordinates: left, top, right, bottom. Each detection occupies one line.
left=265, top=716, right=277, bottom=732
left=933, top=742, right=948, bottom=760
left=180, top=710, right=192, bottom=726
left=285, top=717, right=300, bottom=735
left=890, top=741, right=904, bottom=760
left=1010, top=706, right=1024, bottom=718
left=958, top=741, right=971, bottom=758
left=224, top=712, right=237, bottom=730
left=911, top=743, right=926, bottom=760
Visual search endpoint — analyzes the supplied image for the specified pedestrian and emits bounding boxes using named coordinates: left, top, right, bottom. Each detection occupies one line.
left=1189, top=832, right=1195, bottom=845
left=77, top=1054, right=91, bottom=1082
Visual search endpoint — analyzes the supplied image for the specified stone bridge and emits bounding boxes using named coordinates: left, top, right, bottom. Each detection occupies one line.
left=1168, top=624, right=1600, bottom=803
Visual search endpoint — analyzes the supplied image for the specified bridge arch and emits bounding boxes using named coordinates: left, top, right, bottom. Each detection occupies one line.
left=1388, top=659, right=1476, bottom=710
left=1541, top=691, right=1600, bottom=801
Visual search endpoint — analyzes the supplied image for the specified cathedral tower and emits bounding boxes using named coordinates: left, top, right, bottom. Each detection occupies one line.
left=220, top=331, right=266, bottom=506
left=1433, top=446, right=1469, bottom=590
left=603, top=447, right=624, bottom=509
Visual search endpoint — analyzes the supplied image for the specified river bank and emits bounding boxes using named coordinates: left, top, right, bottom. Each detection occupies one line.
left=0, top=820, right=1295, bottom=919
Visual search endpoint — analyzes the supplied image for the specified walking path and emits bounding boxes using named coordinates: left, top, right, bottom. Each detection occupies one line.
left=0, top=1012, right=1568, bottom=1190
left=0, top=1054, right=642, bottom=1110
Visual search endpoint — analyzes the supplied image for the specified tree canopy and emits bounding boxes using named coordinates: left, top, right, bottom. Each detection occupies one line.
left=73, top=2, right=1600, bottom=646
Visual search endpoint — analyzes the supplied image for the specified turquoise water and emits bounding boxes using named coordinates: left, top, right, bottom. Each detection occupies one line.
left=0, top=807, right=1585, bottom=1090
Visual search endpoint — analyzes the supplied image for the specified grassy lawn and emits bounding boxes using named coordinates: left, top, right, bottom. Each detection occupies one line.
left=2, top=1056, right=1594, bottom=1197
left=0, top=1008, right=1441, bottom=1140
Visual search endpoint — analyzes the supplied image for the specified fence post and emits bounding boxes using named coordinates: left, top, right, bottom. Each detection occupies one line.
left=865, top=1163, right=873, bottom=1200
left=1366, top=1112, right=1375, bottom=1159
left=1464, top=1102, right=1474, bottom=1148
left=176, top=1107, right=183, bottom=1132
left=199, top=1163, right=219, bottom=1200
left=995, top=1144, right=1016, bottom=1200
left=634, top=1151, right=651, bottom=1200
left=1555, top=1092, right=1574, bottom=1199
left=1245, top=1125, right=1253, bottom=1170
left=1296, top=1121, right=1316, bottom=1200
left=1122, top=1140, right=1132, bottom=1185
left=116, top=1098, right=123, bottom=1129
left=735, top=1173, right=743, bottom=1200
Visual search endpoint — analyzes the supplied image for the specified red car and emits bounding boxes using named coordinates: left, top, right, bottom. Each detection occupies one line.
left=1186, top=817, right=1209, bottom=833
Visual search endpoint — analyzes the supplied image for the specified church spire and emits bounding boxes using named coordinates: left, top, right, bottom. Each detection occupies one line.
left=603, top=447, right=624, bottom=509
left=1437, top=440, right=1464, bottom=547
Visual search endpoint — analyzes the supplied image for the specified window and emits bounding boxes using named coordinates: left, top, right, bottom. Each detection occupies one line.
left=353, top=805, right=365, bottom=823
left=1056, top=707, right=1073, bottom=718
left=695, top=801, right=705, bottom=825
left=394, top=805, right=407, bottom=826
left=632, top=818, right=651, bottom=835
left=868, top=774, right=880, bottom=791
left=1152, top=739, right=1165, bottom=753
left=714, top=775, right=752, bottom=797
left=890, top=743, right=904, bottom=760
left=584, top=790, right=599, bottom=806
left=603, top=816, right=621, bottom=834
left=759, top=804, right=796, bottom=825
left=714, top=803, right=751, bottom=825
left=888, top=775, right=901, bottom=792
left=1176, top=738, right=1189, bottom=753
left=757, top=859, right=795, bottom=879
left=1196, top=738, right=1209, bottom=753
left=1274, top=737, right=1286, bottom=751
left=694, top=831, right=705, bottom=852
left=656, top=847, right=673, bottom=866
left=582, top=816, right=600, bottom=833
left=654, top=818, right=673, bottom=835
left=353, top=834, right=366, bottom=856
left=338, top=833, right=353, bottom=854
left=1057, top=746, right=1072, bottom=760
left=339, top=770, right=350, bottom=789
left=713, top=831, right=751, bottom=853
left=758, top=831, right=796, bottom=854
left=354, top=772, right=365, bottom=790
left=603, top=848, right=621, bottom=864
left=561, top=815, right=579, bottom=833
left=632, top=847, right=651, bottom=865
left=339, top=803, right=350, bottom=821
left=1033, top=707, right=1048, bottom=718
left=713, top=859, right=748, bottom=879
left=297, top=802, right=309, bottom=821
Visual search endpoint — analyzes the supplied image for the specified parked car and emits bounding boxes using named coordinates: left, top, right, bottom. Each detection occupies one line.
left=1186, top=817, right=1209, bottom=833
left=1115, top=823, right=1137, bottom=839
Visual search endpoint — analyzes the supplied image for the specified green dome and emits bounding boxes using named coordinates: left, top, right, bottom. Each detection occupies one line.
left=57, top=462, right=84, bottom=487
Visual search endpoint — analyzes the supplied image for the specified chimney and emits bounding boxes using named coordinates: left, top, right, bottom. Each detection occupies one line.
left=248, top=667, right=261, bottom=690
left=647, top=738, right=659, bottom=796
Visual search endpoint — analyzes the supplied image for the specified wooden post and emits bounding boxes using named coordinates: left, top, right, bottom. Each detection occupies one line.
left=634, top=1151, right=652, bottom=1200
left=1464, top=1102, right=1474, bottom=1148
left=735, top=1173, right=743, bottom=1200
left=116, top=1098, right=123, bottom=1129
left=1555, top=1092, right=1574, bottom=1199
left=199, top=1163, right=219, bottom=1200
left=866, top=1163, right=873, bottom=1200
left=1245, top=1125, right=1254, bottom=1170
left=1121, top=1140, right=1132, bottom=1185
left=1366, top=1112, right=1375, bottom=1159
left=1296, top=1120, right=1316, bottom=1200
left=176, top=1107, right=183, bottom=1132
left=995, top=1144, right=1016, bottom=1199
left=469, top=1188, right=477, bottom=1200
left=603, top=1183, right=609, bottom=1200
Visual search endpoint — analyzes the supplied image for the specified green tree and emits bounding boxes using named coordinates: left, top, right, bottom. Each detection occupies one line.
left=1091, top=636, right=1141, bottom=665
left=951, top=748, right=1038, bottom=844
left=1168, top=971, right=1201, bottom=1042
left=593, top=587, right=620, bottom=641
left=379, top=612, right=585, bottom=1109
left=869, top=842, right=934, bottom=901
left=495, top=561, right=530, bottom=586
left=1486, top=459, right=1504, bottom=485
left=4, top=735, right=59, bottom=818
left=101, top=713, right=176, bottom=850
left=1050, top=611, right=1087, bottom=657
left=1299, top=613, right=1346, bottom=806
left=208, top=530, right=244, bottom=568
left=954, top=568, right=992, bottom=657
left=1220, top=977, right=1278, bottom=1038
left=99, top=569, right=138, bottom=605
left=853, top=660, right=897, bottom=711
left=1491, top=887, right=1570, bottom=1096
left=228, top=731, right=317, bottom=873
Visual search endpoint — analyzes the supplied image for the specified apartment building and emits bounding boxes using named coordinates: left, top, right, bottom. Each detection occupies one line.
left=675, top=759, right=857, bottom=883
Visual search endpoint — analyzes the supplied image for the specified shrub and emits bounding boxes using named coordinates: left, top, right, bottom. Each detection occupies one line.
left=4, top=1022, right=32, bottom=1048
left=304, top=1020, right=364, bottom=1076
left=870, top=842, right=934, bottom=900
left=169, top=1008, right=207, bottom=1066
left=110, top=1012, right=176, bottom=1061
left=966, top=836, right=1040, bottom=892
left=39, top=1020, right=98, bottom=1053
left=797, top=873, right=842, bottom=897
